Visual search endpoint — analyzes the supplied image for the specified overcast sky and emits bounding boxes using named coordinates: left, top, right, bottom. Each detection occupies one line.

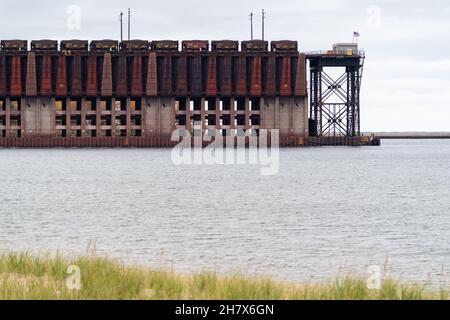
left=1, top=0, right=449, bottom=131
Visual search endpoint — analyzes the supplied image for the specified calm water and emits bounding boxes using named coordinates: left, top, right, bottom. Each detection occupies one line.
left=0, top=140, right=449, bottom=285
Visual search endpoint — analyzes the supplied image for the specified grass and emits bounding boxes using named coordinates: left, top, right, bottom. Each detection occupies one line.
left=0, top=252, right=447, bottom=300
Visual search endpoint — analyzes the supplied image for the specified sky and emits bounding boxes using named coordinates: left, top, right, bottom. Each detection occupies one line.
left=0, top=0, right=449, bottom=131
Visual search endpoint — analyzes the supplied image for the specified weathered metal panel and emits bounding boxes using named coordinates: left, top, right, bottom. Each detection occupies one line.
left=131, top=54, right=143, bottom=96
left=0, top=54, right=5, bottom=95
left=55, top=54, right=67, bottom=96
left=160, top=54, right=172, bottom=95
left=0, top=38, right=319, bottom=148
left=26, top=52, right=37, bottom=96
left=279, top=56, right=291, bottom=96
left=191, top=53, right=202, bottom=96
left=146, top=52, right=157, bottom=96
left=101, top=52, right=112, bottom=96
left=294, top=54, right=307, bottom=96
left=10, top=55, right=22, bottom=96
left=116, top=54, right=128, bottom=96
left=235, top=54, right=247, bottom=96
left=176, top=55, right=187, bottom=96
left=265, top=54, right=276, bottom=96
left=71, top=54, right=83, bottom=96
left=40, top=54, right=53, bottom=96
left=220, top=55, right=232, bottom=96
left=86, top=54, right=97, bottom=96
left=206, top=54, right=217, bottom=96
left=250, top=56, right=262, bottom=96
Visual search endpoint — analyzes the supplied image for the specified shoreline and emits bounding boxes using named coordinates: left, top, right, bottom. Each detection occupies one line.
left=0, top=252, right=447, bottom=300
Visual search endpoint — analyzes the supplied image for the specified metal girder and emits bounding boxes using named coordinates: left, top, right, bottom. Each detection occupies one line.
left=308, top=56, right=364, bottom=137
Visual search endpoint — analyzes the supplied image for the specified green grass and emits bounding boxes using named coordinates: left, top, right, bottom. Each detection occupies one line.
left=0, top=252, right=447, bottom=300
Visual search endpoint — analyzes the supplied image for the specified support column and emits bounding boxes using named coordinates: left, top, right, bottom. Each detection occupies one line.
left=21, top=97, right=26, bottom=137
left=51, top=97, right=56, bottom=136
left=5, top=97, right=10, bottom=137
left=185, top=97, right=191, bottom=133
left=66, top=98, right=71, bottom=135
left=140, top=97, right=146, bottom=137
left=201, top=97, right=206, bottom=130
left=126, top=97, right=131, bottom=137
left=111, top=97, right=116, bottom=136
left=157, top=98, right=162, bottom=137
left=260, top=97, right=265, bottom=129
left=275, top=97, right=280, bottom=129
left=215, top=98, right=220, bottom=133
left=96, top=97, right=101, bottom=136
left=245, top=97, right=250, bottom=131
left=81, top=97, right=87, bottom=136
left=230, top=97, right=236, bottom=130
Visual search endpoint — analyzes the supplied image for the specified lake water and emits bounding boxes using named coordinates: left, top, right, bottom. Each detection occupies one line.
left=0, top=140, right=449, bottom=286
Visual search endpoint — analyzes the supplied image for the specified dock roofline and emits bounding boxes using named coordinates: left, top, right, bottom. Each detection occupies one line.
left=0, top=39, right=302, bottom=53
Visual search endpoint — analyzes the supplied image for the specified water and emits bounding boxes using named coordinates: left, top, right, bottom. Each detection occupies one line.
left=0, top=140, right=449, bottom=286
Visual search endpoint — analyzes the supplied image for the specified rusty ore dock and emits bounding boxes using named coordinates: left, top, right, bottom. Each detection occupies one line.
left=0, top=39, right=378, bottom=147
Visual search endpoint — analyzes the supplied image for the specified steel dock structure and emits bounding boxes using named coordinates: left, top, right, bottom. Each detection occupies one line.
left=0, top=39, right=377, bottom=147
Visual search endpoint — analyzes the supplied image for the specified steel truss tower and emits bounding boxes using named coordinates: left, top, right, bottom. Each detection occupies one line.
left=307, top=53, right=364, bottom=137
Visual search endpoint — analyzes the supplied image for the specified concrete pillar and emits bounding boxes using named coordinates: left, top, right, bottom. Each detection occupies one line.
left=279, top=97, right=292, bottom=139
left=245, top=97, right=250, bottom=130
left=215, top=98, right=220, bottom=131
left=81, top=98, right=87, bottom=136
left=21, top=97, right=26, bottom=136
left=144, top=97, right=158, bottom=136
left=96, top=97, right=101, bottom=136
left=292, top=96, right=308, bottom=137
left=110, top=97, right=116, bottom=136
left=230, top=97, right=235, bottom=130
left=275, top=97, right=280, bottom=129
left=260, top=97, right=265, bottom=128
left=66, top=98, right=71, bottom=135
left=159, top=97, right=175, bottom=136
left=140, top=97, right=146, bottom=137
left=126, top=97, right=131, bottom=136
left=5, top=97, right=10, bottom=137
left=201, top=97, right=206, bottom=130
left=186, top=97, right=191, bottom=132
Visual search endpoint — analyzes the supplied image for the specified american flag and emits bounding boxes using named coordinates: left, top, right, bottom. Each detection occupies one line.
left=353, top=31, right=360, bottom=37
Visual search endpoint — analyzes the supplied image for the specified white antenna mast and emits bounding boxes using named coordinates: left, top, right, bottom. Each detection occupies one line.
left=127, top=8, right=131, bottom=41
left=249, top=12, right=254, bottom=40
left=262, top=9, right=266, bottom=41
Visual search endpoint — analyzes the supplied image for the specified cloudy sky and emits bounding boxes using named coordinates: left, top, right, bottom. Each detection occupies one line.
left=1, top=0, right=449, bottom=131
